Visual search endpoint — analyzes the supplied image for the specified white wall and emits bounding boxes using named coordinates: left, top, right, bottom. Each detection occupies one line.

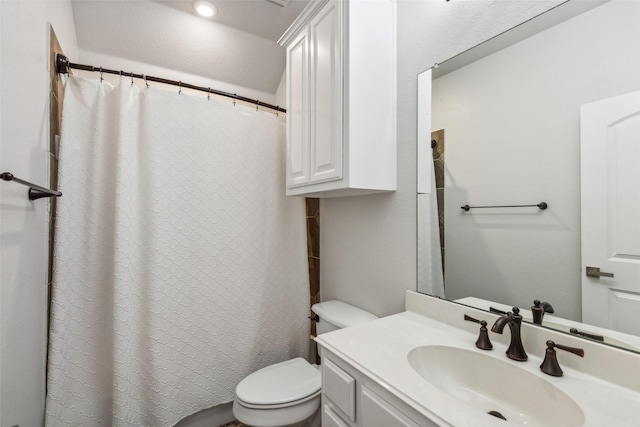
left=320, top=0, right=565, bottom=317
left=432, top=0, right=640, bottom=321
left=275, top=71, right=286, bottom=108
left=0, top=1, right=78, bottom=426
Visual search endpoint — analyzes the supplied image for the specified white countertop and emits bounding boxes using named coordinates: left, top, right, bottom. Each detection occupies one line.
left=315, top=292, right=640, bottom=427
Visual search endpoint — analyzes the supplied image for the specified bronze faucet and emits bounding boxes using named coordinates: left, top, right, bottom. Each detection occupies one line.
left=491, top=307, right=528, bottom=361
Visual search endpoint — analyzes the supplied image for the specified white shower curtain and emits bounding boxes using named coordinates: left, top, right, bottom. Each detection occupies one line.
left=45, top=76, right=309, bottom=426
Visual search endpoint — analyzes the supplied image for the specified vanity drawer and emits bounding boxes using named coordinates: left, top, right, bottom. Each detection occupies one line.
left=322, top=358, right=356, bottom=422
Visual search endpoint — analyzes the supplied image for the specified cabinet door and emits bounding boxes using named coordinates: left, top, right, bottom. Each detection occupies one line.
left=322, top=358, right=356, bottom=422
left=323, top=404, right=351, bottom=427
left=309, top=0, right=343, bottom=184
left=361, top=385, right=428, bottom=427
left=286, top=29, right=310, bottom=188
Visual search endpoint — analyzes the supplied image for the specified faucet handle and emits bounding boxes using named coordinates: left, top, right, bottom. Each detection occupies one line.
left=540, top=340, right=584, bottom=377
left=464, top=314, right=481, bottom=323
left=533, top=300, right=555, bottom=313
left=464, top=315, right=493, bottom=350
left=489, top=306, right=508, bottom=315
left=569, top=328, right=604, bottom=342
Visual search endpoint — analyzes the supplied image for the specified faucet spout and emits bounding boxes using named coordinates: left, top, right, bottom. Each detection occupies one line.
left=490, top=314, right=511, bottom=333
left=491, top=307, right=528, bottom=361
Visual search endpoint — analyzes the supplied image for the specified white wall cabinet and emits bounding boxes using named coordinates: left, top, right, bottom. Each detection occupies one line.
left=279, top=0, right=397, bottom=197
left=319, top=348, right=439, bottom=427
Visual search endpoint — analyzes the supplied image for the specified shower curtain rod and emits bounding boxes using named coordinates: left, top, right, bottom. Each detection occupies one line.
left=55, top=54, right=286, bottom=114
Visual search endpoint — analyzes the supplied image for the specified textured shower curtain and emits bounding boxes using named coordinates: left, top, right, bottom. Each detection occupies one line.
left=45, top=76, right=309, bottom=426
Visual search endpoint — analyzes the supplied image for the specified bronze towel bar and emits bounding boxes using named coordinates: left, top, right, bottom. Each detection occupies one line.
left=1, top=172, right=62, bottom=200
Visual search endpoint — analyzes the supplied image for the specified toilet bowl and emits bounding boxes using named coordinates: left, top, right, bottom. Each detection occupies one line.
left=232, top=300, right=378, bottom=427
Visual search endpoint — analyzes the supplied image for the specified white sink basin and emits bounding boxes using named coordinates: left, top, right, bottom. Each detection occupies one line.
left=407, top=345, right=585, bottom=426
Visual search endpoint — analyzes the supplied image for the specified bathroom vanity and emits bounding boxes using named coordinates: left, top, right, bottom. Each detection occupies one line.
left=315, top=292, right=640, bottom=426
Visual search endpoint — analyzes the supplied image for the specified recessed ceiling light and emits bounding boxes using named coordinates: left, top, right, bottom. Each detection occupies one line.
left=194, top=1, right=217, bottom=18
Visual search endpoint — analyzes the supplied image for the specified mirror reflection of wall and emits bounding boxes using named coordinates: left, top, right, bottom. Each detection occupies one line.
left=428, top=0, right=640, bottom=322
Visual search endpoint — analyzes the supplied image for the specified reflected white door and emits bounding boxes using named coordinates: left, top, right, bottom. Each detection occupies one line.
left=581, top=90, right=640, bottom=335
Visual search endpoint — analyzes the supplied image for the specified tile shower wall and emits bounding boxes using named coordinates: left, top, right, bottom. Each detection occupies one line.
left=306, top=198, right=320, bottom=362
left=306, top=198, right=320, bottom=305
left=49, top=28, right=65, bottom=323
left=431, top=130, right=445, bottom=275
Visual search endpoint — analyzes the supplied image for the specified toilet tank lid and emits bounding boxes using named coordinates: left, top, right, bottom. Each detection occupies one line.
left=311, top=300, right=378, bottom=328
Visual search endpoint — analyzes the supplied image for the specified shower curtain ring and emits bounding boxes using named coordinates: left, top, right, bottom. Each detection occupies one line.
left=99, top=67, right=103, bottom=82
left=276, top=106, right=279, bottom=117
left=233, top=94, right=237, bottom=106
left=256, top=99, right=259, bottom=112
left=178, top=81, right=182, bottom=95
left=208, top=87, right=211, bottom=101
left=143, top=74, right=149, bottom=88
left=131, top=73, right=135, bottom=87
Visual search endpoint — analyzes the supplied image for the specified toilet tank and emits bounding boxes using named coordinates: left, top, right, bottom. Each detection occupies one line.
left=311, top=300, right=378, bottom=335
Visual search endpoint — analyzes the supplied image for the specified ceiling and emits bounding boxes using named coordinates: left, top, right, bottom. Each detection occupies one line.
left=71, top=0, right=311, bottom=95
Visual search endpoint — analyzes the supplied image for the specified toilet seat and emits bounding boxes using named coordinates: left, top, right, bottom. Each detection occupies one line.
left=236, top=389, right=321, bottom=410
left=235, top=357, right=321, bottom=408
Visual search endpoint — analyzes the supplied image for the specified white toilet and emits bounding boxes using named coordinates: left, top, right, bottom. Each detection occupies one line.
left=232, top=300, right=378, bottom=427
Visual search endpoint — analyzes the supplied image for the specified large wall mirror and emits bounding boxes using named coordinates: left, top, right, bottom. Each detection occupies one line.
left=417, top=0, right=640, bottom=353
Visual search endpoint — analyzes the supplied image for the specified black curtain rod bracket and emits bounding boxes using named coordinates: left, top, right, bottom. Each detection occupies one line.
left=461, top=202, right=548, bottom=211
left=1, top=172, right=62, bottom=200
left=55, top=54, right=286, bottom=114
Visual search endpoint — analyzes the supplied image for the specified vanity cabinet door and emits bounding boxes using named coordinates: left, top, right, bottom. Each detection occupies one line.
left=323, top=404, right=351, bottom=427
left=322, top=358, right=356, bottom=422
left=361, top=385, right=427, bottom=427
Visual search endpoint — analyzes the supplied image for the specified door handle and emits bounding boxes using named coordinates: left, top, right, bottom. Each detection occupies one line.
left=585, top=266, right=614, bottom=278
